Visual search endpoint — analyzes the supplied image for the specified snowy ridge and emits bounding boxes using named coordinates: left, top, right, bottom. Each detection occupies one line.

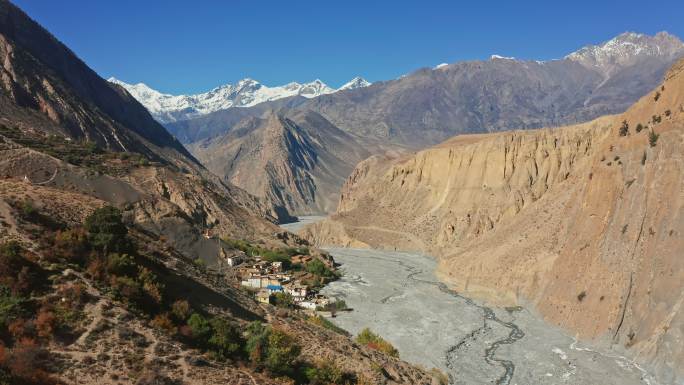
left=109, top=76, right=370, bottom=123
left=490, top=55, right=517, bottom=60
left=565, top=31, right=684, bottom=75
left=339, top=76, right=371, bottom=90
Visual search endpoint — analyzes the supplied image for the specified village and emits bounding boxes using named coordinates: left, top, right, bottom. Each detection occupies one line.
left=217, top=239, right=345, bottom=313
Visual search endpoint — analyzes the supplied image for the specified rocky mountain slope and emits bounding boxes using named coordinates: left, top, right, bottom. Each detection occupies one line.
left=164, top=32, right=683, bottom=218
left=0, top=2, right=445, bottom=384
left=188, top=110, right=402, bottom=215
left=301, top=32, right=684, bottom=147
left=0, top=1, right=196, bottom=162
left=110, top=76, right=371, bottom=124
left=303, top=59, right=684, bottom=383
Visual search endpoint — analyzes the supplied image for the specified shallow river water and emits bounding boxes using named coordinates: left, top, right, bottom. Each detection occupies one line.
left=281, top=219, right=657, bottom=385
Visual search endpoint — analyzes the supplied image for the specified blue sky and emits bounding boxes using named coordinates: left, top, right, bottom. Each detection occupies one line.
left=14, top=0, right=684, bottom=94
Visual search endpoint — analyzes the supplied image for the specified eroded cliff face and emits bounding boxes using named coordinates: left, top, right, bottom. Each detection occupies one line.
left=304, top=60, right=684, bottom=383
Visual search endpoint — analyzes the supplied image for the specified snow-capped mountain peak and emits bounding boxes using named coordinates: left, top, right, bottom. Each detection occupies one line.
left=565, top=31, right=684, bottom=75
left=339, top=76, right=371, bottom=90
left=110, top=75, right=371, bottom=123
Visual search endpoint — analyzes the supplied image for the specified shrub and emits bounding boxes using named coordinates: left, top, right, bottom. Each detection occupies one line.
left=245, top=321, right=269, bottom=365
left=34, top=308, right=56, bottom=339
left=635, top=123, right=644, bottom=133
left=192, top=258, right=205, bottom=268
left=109, top=276, right=142, bottom=304
left=306, top=259, right=335, bottom=278
left=641, top=151, right=647, bottom=165
left=307, top=315, right=348, bottom=336
left=356, top=328, right=399, bottom=358
left=649, top=130, right=660, bottom=147
left=665, top=109, right=671, bottom=117
left=0, top=241, right=21, bottom=261
left=0, top=242, right=41, bottom=295
left=577, top=291, right=587, bottom=302
left=304, top=360, right=353, bottom=385
left=137, top=267, right=163, bottom=306
left=208, top=318, right=241, bottom=359
left=51, top=228, right=89, bottom=264
left=171, top=300, right=191, bottom=322
left=0, top=287, right=25, bottom=329
left=106, top=253, right=137, bottom=277
left=618, top=120, right=629, bottom=136
left=654, top=91, right=661, bottom=101
left=272, top=292, right=294, bottom=308
left=84, top=206, right=131, bottom=253
left=187, top=313, right=211, bottom=343
left=150, top=313, right=176, bottom=335
left=265, top=329, right=301, bottom=375
left=2, top=338, right=61, bottom=385
left=86, top=257, right=107, bottom=281
left=51, top=302, right=84, bottom=333
left=19, top=201, right=38, bottom=221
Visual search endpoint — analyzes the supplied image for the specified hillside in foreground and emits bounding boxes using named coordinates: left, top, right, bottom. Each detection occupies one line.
left=0, top=1, right=443, bottom=384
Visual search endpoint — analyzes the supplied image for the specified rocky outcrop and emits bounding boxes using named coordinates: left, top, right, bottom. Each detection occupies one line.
left=304, top=60, right=684, bottom=383
left=0, top=0, right=194, bottom=161
left=301, top=33, right=683, bottom=148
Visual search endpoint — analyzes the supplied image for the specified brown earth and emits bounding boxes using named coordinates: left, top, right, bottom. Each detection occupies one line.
left=0, top=178, right=439, bottom=385
left=303, top=60, right=684, bottom=383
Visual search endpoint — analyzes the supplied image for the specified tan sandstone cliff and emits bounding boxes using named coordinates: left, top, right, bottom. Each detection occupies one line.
left=303, top=59, right=684, bottom=383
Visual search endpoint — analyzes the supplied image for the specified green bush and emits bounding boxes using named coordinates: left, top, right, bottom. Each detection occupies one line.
left=306, top=259, right=336, bottom=278
left=19, top=200, right=38, bottom=220
left=245, top=321, right=270, bottom=363
left=304, top=360, right=353, bottom=385
left=649, top=130, right=660, bottom=147
left=272, top=292, right=294, bottom=308
left=356, top=328, right=399, bottom=358
left=187, top=313, right=212, bottom=343
left=244, top=322, right=301, bottom=375
left=0, top=286, right=26, bottom=329
left=85, top=206, right=131, bottom=253
left=106, top=253, right=137, bottom=277
left=208, top=317, right=242, bottom=359
left=265, top=329, right=301, bottom=375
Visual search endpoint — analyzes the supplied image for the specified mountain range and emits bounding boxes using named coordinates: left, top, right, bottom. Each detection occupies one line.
left=159, top=31, right=684, bottom=215
left=109, top=76, right=371, bottom=123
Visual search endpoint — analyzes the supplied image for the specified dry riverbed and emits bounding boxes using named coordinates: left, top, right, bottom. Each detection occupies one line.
left=281, top=217, right=658, bottom=385
left=319, top=248, right=658, bottom=385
